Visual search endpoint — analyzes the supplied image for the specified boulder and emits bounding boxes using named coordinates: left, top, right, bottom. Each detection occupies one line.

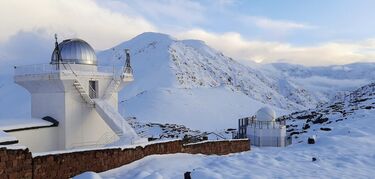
left=184, top=171, right=191, bottom=179
left=320, top=127, right=332, bottom=131
left=303, top=123, right=310, bottom=130
left=307, top=135, right=316, bottom=144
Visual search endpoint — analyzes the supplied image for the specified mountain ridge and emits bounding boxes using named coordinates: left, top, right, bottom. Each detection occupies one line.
left=98, top=32, right=318, bottom=111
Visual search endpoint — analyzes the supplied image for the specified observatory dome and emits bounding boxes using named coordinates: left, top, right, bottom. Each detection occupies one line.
left=256, top=107, right=276, bottom=122
left=51, top=38, right=97, bottom=65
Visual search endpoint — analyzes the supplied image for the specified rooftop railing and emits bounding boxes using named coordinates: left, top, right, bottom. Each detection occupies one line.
left=14, top=63, right=127, bottom=77
left=239, top=116, right=287, bottom=127
left=237, top=116, right=287, bottom=138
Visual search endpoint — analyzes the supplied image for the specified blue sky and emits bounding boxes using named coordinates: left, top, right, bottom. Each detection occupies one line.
left=0, top=0, right=375, bottom=67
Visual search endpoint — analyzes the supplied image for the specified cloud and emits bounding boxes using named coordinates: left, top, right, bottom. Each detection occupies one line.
left=0, top=31, right=52, bottom=73
left=250, top=16, right=315, bottom=31
left=177, top=29, right=375, bottom=66
left=129, top=0, right=205, bottom=26
left=216, top=0, right=236, bottom=6
left=236, top=16, right=317, bottom=40
left=0, top=0, right=374, bottom=67
left=0, top=0, right=155, bottom=50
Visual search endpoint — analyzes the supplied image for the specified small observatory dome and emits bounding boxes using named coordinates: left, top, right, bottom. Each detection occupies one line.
left=256, top=107, right=276, bottom=122
left=51, top=38, right=97, bottom=65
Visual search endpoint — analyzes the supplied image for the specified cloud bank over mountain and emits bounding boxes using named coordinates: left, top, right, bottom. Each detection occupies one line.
left=1, top=0, right=375, bottom=67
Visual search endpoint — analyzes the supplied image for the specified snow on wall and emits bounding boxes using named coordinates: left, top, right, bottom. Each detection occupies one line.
left=0, top=118, right=52, bottom=131
left=0, top=139, right=249, bottom=179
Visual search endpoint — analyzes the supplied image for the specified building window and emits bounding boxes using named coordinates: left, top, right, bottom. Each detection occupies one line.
left=89, top=80, right=98, bottom=99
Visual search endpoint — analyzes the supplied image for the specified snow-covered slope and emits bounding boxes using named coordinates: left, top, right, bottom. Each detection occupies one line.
left=98, top=33, right=317, bottom=111
left=120, top=87, right=276, bottom=130
left=93, top=104, right=375, bottom=178
left=87, top=83, right=375, bottom=179
left=99, top=128, right=375, bottom=178
left=280, top=82, right=375, bottom=144
left=262, top=63, right=373, bottom=102
left=268, top=62, right=375, bottom=80
left=97, top=32, right=321, bottom=130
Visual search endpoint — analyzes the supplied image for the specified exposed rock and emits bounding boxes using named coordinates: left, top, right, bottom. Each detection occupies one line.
left=290, top=131, right=300, bottom=136
left=312, top=117, right=329, bottom=124
left=184, top=171, right=191, bottom=179
left=296, top=115, right=314, bottom=120
left=320, top=127, right=332, bottom=131
left=364, top=106, right=373, bottom=109
left=307, top=135, right=316, bottom=144
left=303, top=123, right=310, bottom=130
left=335, top=119, right=344, bottom=122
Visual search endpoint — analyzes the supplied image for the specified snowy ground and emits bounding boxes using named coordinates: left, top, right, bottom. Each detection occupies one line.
left=73, top=112, right=375, bottom=179
left=121, top=87, right=287, bottom=131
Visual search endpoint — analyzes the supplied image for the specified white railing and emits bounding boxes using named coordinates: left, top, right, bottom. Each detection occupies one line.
left=14, top=63, right=124, bottom=77
left=14, top=63, right=57, bottom=76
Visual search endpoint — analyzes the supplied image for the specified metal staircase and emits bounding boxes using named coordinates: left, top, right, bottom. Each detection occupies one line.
left=102, top=79, right=121, bottom=100
left=73, top=79, right=95, bottom=106
left=64, top=63, right=95, bottom=106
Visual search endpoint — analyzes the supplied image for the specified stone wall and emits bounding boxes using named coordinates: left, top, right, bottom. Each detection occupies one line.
left=0, top=148, right=32, bottom=179
left=33, top=140, right=184, bottom=179
left=0, top=139, right=250, bottom=179
left=183, top=139, right=250, bottom=155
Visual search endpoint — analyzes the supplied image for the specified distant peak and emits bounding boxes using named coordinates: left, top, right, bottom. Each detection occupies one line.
left=134, top=32, right=176, bottom=41
left=106, top=32, right=176, bottom=52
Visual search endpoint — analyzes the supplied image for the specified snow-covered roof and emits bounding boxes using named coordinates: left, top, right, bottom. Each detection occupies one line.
left=0, top=130, right=17, bottom=144
left=256, top=107, right=276, bottom=122
left=0, top=118, right=55, bottom=131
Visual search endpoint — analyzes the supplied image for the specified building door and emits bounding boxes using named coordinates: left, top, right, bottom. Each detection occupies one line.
left=89, top=80, right=98, bottom=99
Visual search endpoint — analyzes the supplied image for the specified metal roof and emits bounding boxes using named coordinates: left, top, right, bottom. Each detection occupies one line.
left=51, top=38, right=97, bottom=65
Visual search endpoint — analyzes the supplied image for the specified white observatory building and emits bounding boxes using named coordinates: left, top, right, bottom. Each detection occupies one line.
left=7, top=36, right=143, bottom=152
left=237, top=107, right=291, bottom=147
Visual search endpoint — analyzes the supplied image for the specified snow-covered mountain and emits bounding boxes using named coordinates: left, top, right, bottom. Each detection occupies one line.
left=280, top=82, right=375, bottom=144
left=261, top=63, right=373, bottom=102
left=267, top=62, right=375, bottom=80
left=1, top=32, right=375, bottom=132
left=97, top=32, right=322, bottom=130
left=98, top=32, right=318, bottom=110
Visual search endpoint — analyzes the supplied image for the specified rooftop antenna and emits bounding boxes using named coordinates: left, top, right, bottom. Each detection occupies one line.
left=54, top=34, right=62, bottom=70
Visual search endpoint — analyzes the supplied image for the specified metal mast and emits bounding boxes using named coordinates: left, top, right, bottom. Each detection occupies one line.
left=54, top=34, right=62, bottom=70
